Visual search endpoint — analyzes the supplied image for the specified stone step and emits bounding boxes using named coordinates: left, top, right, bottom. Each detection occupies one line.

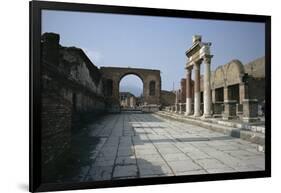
left=155, top=111, right=265, bottom=146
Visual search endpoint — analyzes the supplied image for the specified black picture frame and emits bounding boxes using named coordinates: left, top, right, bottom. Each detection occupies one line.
left=30, top=1, right=271, bottom=192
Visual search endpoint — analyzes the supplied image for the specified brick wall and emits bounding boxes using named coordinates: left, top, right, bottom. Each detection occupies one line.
left=160, top=90, right=176, bottom=106
left=41, top=33, right=106, bottom=167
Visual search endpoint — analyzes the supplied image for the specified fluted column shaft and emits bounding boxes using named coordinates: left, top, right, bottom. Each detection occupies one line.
left=194, top=63, right=201, bottom=116
left=203, top=57, right=212, bottom=117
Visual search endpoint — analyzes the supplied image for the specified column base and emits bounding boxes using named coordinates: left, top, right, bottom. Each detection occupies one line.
left=193, top=113, right=201, bottom=117
left=222, top=115, right=237, bottom=120
left=202, top=114, right=212, bottom=118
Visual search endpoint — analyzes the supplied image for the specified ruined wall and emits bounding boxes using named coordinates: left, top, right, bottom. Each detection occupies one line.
left=185, top=57, right=265, bottom=106
left=161, top=90, right=176, bottom=106
left=41, top=33, right=106, bottom=166
left=210, top=60, right=244, bottom=90
left=245, top=57, right=265, bottom=103
left=244, top=57, right=265, bottom=78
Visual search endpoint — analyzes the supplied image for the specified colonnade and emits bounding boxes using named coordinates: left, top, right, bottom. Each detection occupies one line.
left=185, top=35, right=212, bottom=117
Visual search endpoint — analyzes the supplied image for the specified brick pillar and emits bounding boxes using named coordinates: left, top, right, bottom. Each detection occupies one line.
left=180, top=78, right=186, bottom=103
left=185, top=67, right=192, bottom=115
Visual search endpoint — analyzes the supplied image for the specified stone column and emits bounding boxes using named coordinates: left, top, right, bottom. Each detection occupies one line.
left=223, top=86, right=229, bottom=101
left=203, top=57, right=212, bottom=117
left=185, top=67, right=192, bottom=115
left=223, top=100, right=237, bottom=120
left=243, top=99, right=259, bottom=122
left=239, top=82, right=249, bottom=105
left=194, top=63, right=201, bottom=116
left=212, top=89, right=216, bottom=104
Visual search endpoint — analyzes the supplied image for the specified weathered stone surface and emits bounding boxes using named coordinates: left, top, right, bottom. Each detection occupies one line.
left=88, top=166, right=113, bottom=181
left=223, top=100, right=237, bottom=120
left=41, top=33, right=106, bottom=170
left=243, top=99, right=259, bottom=122
left=43, top=112, right=265, bottom=182
left=161, top=90, right=176, bottom=107
left=100, top=67, right=161, bottom=112
left=41, top=33, right=266, bottom=184
left=113, top=165, right=138, bottom=178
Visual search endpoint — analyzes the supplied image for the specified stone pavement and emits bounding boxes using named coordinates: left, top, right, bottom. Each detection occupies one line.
left=57, top=112, right=264, bottom=182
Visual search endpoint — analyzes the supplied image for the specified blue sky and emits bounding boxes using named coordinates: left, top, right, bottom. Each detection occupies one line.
left=42, top=10, right=265, bottom=96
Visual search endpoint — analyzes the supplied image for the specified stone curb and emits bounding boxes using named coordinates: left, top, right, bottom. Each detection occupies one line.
left=155, top=111, right=264, bottom=146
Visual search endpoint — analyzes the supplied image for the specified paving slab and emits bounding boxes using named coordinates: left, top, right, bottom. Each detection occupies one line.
left=67, top=112, right=265, bottom=181
left=169, top=160, right=202, bottom=173
left=113, top=165, right=138, bottom=178
left=116, top=156, right=137, bottom=165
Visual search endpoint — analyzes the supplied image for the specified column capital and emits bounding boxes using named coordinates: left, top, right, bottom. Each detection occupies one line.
left=185, top=65, right=193, bottom=72
left=194, top=62, right=201, bottom=70
left=203, top=55, right=213, bottom=64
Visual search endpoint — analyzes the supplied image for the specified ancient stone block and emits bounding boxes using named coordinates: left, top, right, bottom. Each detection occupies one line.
left=213, top=102, right=224, bottom=117
left=243, top=99, right=259, bottom=122
left=223, top=100, right=237, bottom=120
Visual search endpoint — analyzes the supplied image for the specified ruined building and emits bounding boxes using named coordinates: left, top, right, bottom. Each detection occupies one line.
left=120, top=92, right=137, bottom=108
left=172, top=35, right=265, bottom=122
left=41, top=33, right=166, bottom=168
left=41, top=33, right=106, bottom=167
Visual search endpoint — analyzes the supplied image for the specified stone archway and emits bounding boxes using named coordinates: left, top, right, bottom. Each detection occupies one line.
left=100, top=67, right=161, bottom=112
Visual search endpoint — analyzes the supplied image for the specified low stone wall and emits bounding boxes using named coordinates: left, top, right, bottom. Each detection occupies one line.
left=142, top=104, right=160, bottom=113
left=156, top=111, right=265, bottom=146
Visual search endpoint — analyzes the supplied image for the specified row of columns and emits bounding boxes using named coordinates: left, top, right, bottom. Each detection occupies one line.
left=185, top=56, right=212, bottom=117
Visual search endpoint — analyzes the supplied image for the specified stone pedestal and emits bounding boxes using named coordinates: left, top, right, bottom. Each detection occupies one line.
left=179, top=103, right=182, bottom=114
left=243, top=99, right=259, bottom=122
left=174, top=104, right=178, bottom=113
left=175, top=103, right=181, bottom=113
left=178, top=103, right=180, bottom=113
left=236, top=104, right=243, bottom=119
left=179, top=103, right=186, bottom=114
left=213, top=102, right=224, bottom=117
left=223, top=100, right=237, bottom=120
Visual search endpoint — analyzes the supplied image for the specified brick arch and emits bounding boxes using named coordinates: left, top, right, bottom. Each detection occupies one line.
left=118, top=72, right=145, bottom=86
left=100, top=67, right=161, bottom=112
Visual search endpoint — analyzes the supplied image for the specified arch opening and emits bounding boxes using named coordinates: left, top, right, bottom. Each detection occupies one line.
left=119, top=74, right=144, bottom=109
